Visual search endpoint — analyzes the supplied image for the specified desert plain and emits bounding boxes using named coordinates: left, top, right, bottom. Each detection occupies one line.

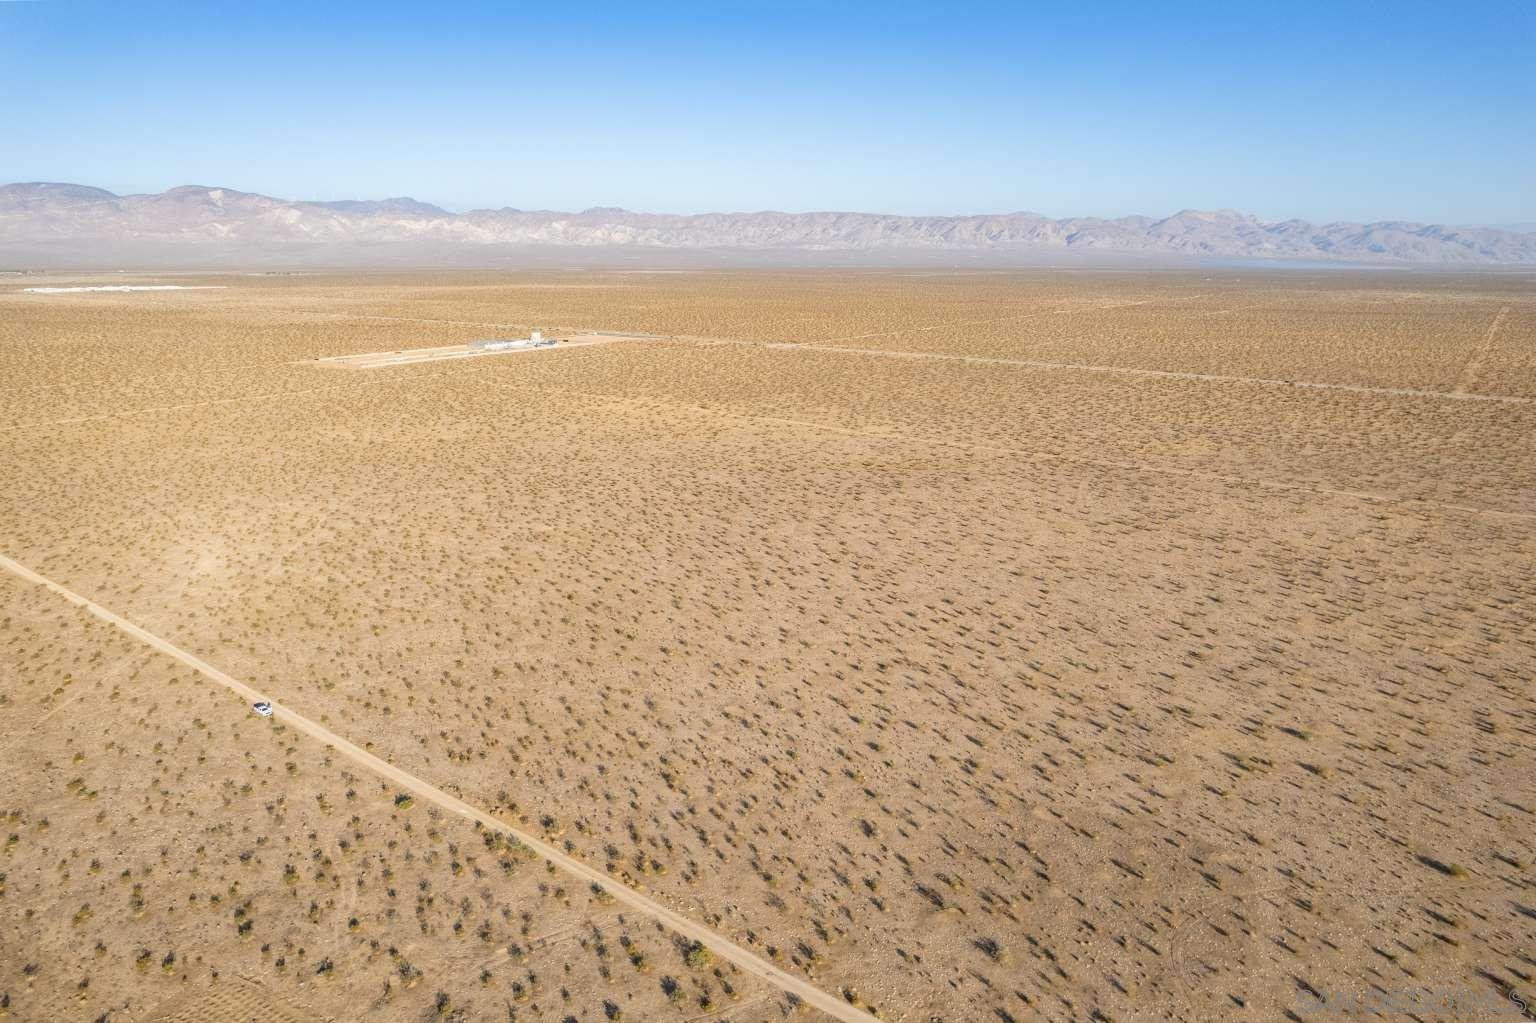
left=0, top=268, right=1533, bottom=1022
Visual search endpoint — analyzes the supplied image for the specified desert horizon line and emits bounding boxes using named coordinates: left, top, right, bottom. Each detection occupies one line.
left=9, top=179, right=1533, bottom=266
left=9, top=180, right=1531, bottom=231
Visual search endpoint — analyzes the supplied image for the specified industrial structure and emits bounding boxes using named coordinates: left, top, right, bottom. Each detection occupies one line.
left=316, top=329, right=646, bottom=369
left=471, top=330, right=556, bottom=352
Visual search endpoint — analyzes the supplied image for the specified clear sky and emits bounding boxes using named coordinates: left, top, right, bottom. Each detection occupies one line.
left=2, top=1, right=1532, bottom=224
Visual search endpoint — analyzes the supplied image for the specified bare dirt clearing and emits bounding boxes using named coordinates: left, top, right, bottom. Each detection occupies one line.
left=20, top=286, right=228, bottom=295
left=2, top=269, right=1533, bottom=1022
left=315, top=333, right=663, bottom=370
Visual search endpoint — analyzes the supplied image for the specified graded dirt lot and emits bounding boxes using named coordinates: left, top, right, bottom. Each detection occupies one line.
left=1, top=268, right=1533, bottom=1022
left=314, top=333, right=662, bottom=370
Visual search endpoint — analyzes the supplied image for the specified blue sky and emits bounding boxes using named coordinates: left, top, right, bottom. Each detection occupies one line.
left=2, top=1, right=1532, bottom=223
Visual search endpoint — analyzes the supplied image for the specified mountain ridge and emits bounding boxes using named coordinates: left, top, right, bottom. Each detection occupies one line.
left=3, top=182, right=1533, bottom=265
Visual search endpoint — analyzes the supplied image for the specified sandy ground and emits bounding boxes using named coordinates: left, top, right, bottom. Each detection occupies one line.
left=0, top=551, right=867, bottom=1022
left=1, top=268, right=1533, bottom=1022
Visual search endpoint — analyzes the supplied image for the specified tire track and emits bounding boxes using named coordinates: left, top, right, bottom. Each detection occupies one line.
left=692, top=337, right=1532, bottom=405
left=480, top=380, right=1536, bottom=522
left=0, top=552, right=869, bottom=1023
left=805, top=295, right=1207, bottom=345
left=1456, top=305, right=1511, bottom=394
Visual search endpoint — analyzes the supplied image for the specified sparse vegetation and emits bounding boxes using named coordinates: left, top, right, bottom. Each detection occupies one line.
left=1, top=271, right=1531, bottom=1022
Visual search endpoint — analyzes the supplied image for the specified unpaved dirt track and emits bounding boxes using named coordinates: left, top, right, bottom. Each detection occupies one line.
left=1456, top=305, right=1511, bottom=393
left=699, top=337, right=1534, bottom=405
left=483, top=380, right=1536, bottom=522
left=0, top=552, right=871, bottom=1023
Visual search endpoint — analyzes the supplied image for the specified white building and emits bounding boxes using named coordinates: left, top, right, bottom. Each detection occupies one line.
left=470, top=330, right=557, bottom=352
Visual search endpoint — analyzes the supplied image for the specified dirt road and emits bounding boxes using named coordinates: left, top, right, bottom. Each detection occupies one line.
left=1455, top=305, right=1511, bottom=393
left=692, top=336, right=1533, bottom=404
left=0, top=551, right=871, bottom=1022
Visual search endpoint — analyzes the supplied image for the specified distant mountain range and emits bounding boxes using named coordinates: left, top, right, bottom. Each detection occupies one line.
left=3, top=182, right=1533, bottom=267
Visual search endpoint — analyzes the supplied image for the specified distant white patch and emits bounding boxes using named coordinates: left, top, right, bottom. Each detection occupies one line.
left=22, top=285, right=227, bottom=294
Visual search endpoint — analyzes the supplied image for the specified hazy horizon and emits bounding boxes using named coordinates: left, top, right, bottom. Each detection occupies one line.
left=3, top=1, right=1532, bottom=225
left=11, top=178, right=1536, bottom=229
left=4, top=7, right=1534, bottom=1019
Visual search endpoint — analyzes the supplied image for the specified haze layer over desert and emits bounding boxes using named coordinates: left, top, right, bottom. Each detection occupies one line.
left=1, top=269, right=1533, bottom=1022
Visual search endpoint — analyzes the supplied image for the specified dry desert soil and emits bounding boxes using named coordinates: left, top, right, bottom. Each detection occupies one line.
left=1, top=268, right=1533, bottom=1022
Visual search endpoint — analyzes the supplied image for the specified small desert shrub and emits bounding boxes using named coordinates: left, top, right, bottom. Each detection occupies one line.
left=974, top=937, right=1005, bottom=961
